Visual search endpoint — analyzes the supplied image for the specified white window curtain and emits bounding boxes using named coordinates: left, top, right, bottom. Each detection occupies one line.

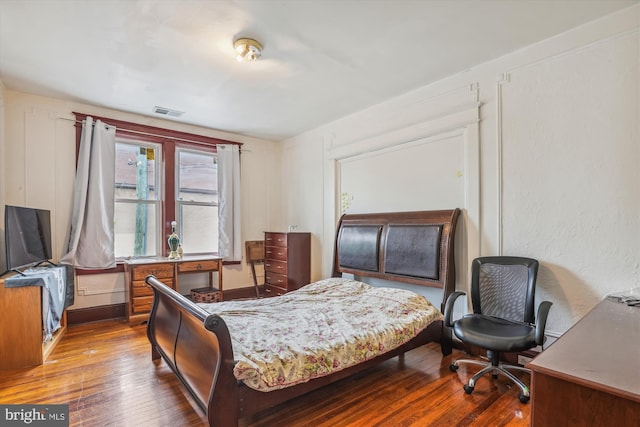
left=61, top=117, right=116, bottom=268
left=217, top=144, right=241, bottom=261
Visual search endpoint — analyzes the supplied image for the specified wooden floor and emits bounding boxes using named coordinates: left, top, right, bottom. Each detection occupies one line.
left=0, top=320, right=531, bottom=426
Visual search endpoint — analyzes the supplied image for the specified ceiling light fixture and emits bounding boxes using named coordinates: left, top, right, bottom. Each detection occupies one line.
left=234, top=38, right=263, bottom=62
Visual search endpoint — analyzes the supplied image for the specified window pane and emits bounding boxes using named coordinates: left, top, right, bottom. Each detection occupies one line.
left=178, top=151, right=217, bottom=203
left=179, top=204, right=218, bottom=253
left=115, top=142, right=157, bottom=200
left=115, top=202, right=157, bottom=257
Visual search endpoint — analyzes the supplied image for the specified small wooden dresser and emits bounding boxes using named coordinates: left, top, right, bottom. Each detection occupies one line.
left=264, top=232, right=311, bottom=296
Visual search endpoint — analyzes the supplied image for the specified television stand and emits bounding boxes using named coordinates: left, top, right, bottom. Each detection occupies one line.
left=0, top=275, right=66, bottom=370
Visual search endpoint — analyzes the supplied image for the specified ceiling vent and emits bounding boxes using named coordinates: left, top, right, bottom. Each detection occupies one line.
left=153, top=106, right=185, bottom=117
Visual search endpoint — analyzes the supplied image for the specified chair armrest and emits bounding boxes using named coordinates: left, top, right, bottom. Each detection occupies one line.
left=535, top=301, right=553, bottom=345
left=444, top=291, right=466, bottom=327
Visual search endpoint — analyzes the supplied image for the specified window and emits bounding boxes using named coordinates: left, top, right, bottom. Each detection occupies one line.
left=114, top=141, right=162, bottom=258
left=176, top=148, right=218, bottom=254
left=72, top=112, right=240, bottom=263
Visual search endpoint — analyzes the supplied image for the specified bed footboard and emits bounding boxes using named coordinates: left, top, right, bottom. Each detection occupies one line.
left=146, top=276, right=240, bottom=427
left=146, top=275, right=444, bottom=427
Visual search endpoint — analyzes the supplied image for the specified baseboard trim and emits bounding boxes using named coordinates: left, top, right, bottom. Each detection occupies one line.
left=68, top=287, right=263, bottom=325
left=223, top=285, right=263, bottom=300
left=67, top=303, right=127, bottom=325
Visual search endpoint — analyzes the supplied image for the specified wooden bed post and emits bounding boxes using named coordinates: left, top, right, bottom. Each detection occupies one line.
left=204, top=314, right=239, bottom=427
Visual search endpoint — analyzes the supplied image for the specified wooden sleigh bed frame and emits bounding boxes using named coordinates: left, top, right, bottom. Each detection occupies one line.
left=145, top=209, right=460, bottom=426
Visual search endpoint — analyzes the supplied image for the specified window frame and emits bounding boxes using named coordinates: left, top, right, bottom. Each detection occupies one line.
left=72, top=112, right=241, bottom=273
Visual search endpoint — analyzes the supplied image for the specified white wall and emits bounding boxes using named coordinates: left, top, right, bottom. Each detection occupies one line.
left=1, top=91, right=282, bottom=309
left=280, top=6, right=640, bottom=337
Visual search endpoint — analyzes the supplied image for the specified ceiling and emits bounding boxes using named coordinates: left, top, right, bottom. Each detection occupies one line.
left=0, top=0, right=636, bottom=141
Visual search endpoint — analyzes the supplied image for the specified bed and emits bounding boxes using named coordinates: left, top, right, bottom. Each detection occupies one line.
left=145, top=209, right=460, bottom=426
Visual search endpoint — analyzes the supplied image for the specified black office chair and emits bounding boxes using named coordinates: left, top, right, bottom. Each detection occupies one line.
left=444, top=256, right=552, bottom=403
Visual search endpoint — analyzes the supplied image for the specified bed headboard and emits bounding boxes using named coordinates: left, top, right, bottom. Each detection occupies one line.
left=332, top=209, right=461, bottom=300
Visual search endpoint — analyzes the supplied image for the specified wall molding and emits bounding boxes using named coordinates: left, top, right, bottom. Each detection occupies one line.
left=495, top=72, right=510, bottom=256
left=77, top=286, right=125, bottom=296
left=494, top=28, right=639, bottom=256
left=327, top=105, right=479, bottom=161
left=326, top=83, right=480, bottom=150
left=323, top=104, right=481, bottom=288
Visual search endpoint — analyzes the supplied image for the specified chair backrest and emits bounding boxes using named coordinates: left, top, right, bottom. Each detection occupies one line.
left=470, top=256, right=538, bottom=324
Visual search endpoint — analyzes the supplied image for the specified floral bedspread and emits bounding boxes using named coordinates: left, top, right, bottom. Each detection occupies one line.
left=197, top=277, right=443, bottom=392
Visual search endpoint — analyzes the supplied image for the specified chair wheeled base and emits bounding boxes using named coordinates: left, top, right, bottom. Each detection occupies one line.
left=449, top=350, right=531, bottom=403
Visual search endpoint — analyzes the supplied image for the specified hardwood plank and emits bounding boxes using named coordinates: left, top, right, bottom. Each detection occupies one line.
left=0, top=320, right=531, bottom=426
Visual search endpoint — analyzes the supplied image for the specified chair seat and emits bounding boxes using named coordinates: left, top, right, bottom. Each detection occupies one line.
left=453, top=314, right=536, bottom=352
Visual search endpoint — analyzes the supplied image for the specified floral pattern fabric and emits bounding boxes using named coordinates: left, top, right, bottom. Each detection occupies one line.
left=198, top=277, right=443, bottom=392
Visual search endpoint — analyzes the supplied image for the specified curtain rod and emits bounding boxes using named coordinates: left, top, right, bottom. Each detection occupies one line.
left=57, top=116, right=243, bottom=148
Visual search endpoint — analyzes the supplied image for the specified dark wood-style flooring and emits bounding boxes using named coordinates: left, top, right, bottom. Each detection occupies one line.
left=0, top=320, right=531, bottom=426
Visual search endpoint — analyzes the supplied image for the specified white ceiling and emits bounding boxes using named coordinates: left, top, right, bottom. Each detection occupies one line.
left=0, top=0, right=636, bottom=141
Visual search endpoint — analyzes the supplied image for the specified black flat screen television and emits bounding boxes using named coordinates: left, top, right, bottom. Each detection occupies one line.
left=4, top=205, right=53, bottom=270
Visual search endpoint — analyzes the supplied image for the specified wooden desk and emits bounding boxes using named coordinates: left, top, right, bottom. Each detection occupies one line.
left=529, top=299, right=640, bottom=426
left=124, top=255, right=223, bottom=325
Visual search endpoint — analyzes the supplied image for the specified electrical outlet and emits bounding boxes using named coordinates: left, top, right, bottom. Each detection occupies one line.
left=518, top=355, right=533, bottom=366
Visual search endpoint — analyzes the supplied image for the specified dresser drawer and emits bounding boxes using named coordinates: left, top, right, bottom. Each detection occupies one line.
left=178, top=260, right=219, bottom=273
left=264, top=284, right=287, bottom=296
left=265, top=232, right=287, bottom=247
left=132, top=296, right=154, bottom=313
left=265, top=271, right=287, bottom=288
left=132, top=263, right=174, bottom=280
left=265, top=246, right=287, bottom=261
left=265, top=260, right=287, bottom=275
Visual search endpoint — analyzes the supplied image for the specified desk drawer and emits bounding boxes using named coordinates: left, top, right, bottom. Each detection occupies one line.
left=178, top=260, right=219, bottom=273
left=132, top=263, right=174, bottom=280
left=132, top=282, right=152, bottom=297
left=132, top=296, right=154, bottom=313
left=132, top=279, right=173, bottom=297
left=265, top=260, right=287, bottom=275
left=265, top=232, right=287, bottom=247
